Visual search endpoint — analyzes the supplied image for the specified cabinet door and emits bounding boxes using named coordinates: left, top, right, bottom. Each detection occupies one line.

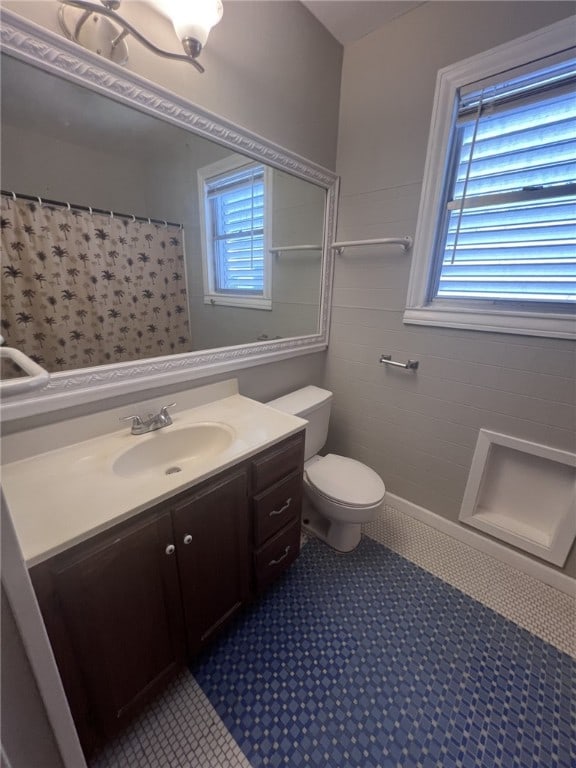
left=172, top=470, right=249, bottom=655
left=35, top=511, right=186, bottom=743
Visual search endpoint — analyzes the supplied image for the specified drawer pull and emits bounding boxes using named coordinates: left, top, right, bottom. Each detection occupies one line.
left=269, top=498, right=292, bottom=517
left=268, top=545, right=291, bottom=567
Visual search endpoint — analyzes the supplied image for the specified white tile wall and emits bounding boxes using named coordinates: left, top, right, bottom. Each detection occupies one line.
left=327, top=1, right=576, bottom=577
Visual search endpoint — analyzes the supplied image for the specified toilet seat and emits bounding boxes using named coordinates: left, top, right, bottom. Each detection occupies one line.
left=305, top=454, right=385, bottom=508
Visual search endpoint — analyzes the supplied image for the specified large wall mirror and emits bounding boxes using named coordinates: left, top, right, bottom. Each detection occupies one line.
left=0, top=10, right=338, bottom=419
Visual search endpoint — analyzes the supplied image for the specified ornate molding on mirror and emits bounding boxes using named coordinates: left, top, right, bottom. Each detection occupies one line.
left=0, top=9, right=338, bottom=421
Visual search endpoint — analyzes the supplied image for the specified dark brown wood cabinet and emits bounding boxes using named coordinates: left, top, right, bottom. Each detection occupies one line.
left=254, top=517, right=302, bottom=592
left=172, top=469, right=249, bottom=655
left=30, top=431, right=304, bottom=756
left=251, top=436, right=305, bottom=593
left=31, top=510, right=186, bottom=753
left=253, top=470, right=303, bottom=546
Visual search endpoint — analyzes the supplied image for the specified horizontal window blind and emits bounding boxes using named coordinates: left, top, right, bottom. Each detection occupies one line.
left=459, top=56, right=576, bottom=116
left=436, top=58, right=576, bottom=304
left=207, top=165, right=265, bottom=294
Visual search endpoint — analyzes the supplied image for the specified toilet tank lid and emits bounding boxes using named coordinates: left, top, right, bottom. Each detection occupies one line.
left=266, top=386, right=332, bottom=416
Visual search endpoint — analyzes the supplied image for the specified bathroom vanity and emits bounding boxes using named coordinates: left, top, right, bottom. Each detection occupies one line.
left=2, top=381, right=305, bottom=756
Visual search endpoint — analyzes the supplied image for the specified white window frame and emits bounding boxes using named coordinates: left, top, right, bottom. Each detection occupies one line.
left=198, top=155, right=273, bottom=310
left=404, top=20, right=576, bottom=340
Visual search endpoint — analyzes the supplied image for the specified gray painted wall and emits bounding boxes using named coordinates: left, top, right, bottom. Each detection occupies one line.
left=1, top=123, right=151, bottom=213
left=3, top=1, right=342, bottom=169
left=327, top=1, right=576, bottom=577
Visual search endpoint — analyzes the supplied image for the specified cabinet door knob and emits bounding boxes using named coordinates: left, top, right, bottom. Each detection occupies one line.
left=183, top=534, right=193, bottom=545
left=165, top=544, right=175, bottom=555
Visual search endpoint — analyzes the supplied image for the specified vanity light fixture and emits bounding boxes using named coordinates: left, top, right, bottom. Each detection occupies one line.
left=58, top=0, right=223, bottom=72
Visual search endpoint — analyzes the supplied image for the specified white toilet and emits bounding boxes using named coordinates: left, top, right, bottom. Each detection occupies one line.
left=267, top=386, right=385, bottom=552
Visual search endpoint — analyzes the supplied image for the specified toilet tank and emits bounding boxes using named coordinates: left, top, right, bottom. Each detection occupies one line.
left=266, top=386, right=332, bottom=461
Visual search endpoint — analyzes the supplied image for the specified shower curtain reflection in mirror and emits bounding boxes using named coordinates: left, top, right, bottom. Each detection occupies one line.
left=1, top=194, right=192, bottom=375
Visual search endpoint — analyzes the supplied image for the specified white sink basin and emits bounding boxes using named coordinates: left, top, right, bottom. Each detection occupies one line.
left=112, top=423, right=235, bottom=478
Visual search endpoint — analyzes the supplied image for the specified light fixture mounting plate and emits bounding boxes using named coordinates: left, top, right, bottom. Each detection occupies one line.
left=58, top=4, right=129, bottom=65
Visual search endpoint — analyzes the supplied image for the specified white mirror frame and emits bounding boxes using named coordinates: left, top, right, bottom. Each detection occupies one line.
left=0, top=9, right=338, bottom=421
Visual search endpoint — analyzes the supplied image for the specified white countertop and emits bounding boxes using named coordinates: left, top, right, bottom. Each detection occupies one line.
left=1, top=393, right=306, bottom=567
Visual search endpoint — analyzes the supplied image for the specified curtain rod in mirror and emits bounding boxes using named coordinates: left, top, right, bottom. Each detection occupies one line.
left=2, top=190, right=182, bottom=229
left=0, top=9, right=339, bottom=422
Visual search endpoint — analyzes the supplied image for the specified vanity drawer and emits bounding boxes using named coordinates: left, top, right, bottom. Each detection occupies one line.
left=251, top=433, right=304, bottom=492
left=253, top=470, right=302, bottom=547
left=254, top=518, right=301, bottom=592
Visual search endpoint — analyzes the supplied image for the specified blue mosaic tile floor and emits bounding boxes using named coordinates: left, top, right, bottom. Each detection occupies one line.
left=192, top=537, right=575, bottom=768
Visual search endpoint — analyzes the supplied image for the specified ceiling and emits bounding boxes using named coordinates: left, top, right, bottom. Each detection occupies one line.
left=300, top=1, right=426, bottom=44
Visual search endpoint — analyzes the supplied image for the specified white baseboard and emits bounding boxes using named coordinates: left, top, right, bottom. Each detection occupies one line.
left=385, top=492, right=576, bottom=597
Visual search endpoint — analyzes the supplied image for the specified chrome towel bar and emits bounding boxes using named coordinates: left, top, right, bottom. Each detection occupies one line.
left=331, top=237, right=413, bottom=254
left=380, top=354, right=419, bottom=370
left=269, top=244, right=322, bottom=255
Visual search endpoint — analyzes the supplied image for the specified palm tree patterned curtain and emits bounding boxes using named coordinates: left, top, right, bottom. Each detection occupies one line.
left=1, top=195, right=192, bottom=373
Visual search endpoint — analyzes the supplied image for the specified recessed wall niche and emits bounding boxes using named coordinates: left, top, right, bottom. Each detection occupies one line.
left=459, top=429, right=576, bottom=567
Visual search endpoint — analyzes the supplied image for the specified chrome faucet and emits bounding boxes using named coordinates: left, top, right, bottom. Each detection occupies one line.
left=120, top=403, right=176, bottom=435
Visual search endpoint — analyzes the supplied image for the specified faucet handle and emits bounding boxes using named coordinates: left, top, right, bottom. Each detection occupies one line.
left=119, top=414, right=145, bottom=434
left=120, top=414, right=143, bottom=427
left=159, top=402, right=176, bottom=425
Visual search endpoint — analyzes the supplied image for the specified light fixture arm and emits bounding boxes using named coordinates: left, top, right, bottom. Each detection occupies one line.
left=58, top=0, right=205, bottom=72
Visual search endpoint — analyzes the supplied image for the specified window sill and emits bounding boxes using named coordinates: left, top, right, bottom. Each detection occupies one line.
left=203, top=295, right=272, bottom=311
left=403, top=305, right=576, bottom=340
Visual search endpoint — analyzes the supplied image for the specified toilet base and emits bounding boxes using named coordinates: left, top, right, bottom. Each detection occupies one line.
left=326, top=521, right=363, bottom=552
left=302, top=498, right=363, bottom=553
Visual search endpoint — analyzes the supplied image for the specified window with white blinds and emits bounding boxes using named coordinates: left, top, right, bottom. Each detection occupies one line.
left=405, top=21, right=576, bottom=339
left=435, top=59, right=576, bottom=303
left=199, top=159, right=272, bottom=309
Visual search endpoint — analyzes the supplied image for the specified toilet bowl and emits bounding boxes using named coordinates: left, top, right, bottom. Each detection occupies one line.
left=303, top=453, right=385, bottom=551
left=266, top=386, right=386, bottom=552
